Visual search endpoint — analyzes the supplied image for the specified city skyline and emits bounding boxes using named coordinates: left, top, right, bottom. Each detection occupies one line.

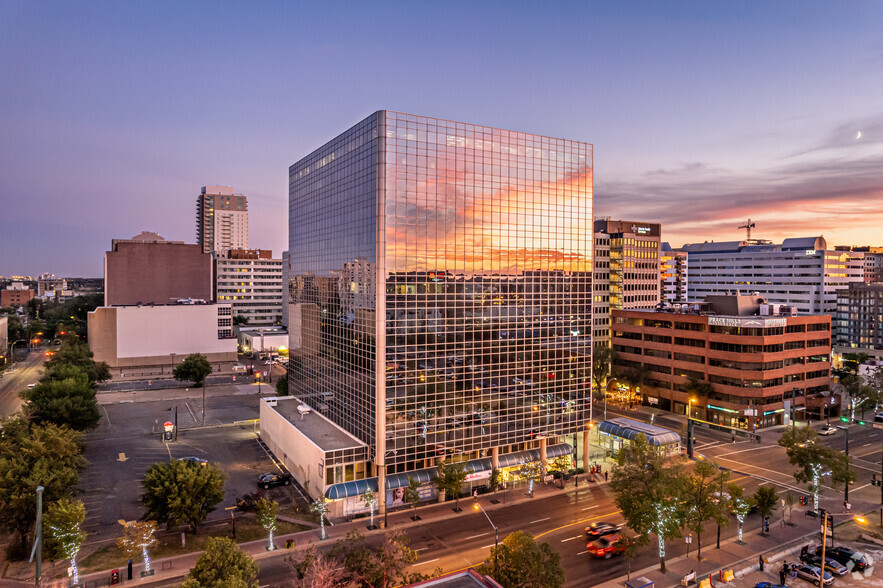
left=2, top=1, right=882, bottom=276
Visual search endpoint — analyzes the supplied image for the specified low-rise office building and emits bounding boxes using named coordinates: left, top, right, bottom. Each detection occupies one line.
left=214, top=249, right=283, bottom=325
left=88, top=302, right=237, bottom=370
left=612, top=295, right=833, bottom=429
left=1, top=283, right=35, bottom=307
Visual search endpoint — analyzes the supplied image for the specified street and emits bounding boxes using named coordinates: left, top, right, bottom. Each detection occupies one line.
left=0, top=348, right=45, bottom=417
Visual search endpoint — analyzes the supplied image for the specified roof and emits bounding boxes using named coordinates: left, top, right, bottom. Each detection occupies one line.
left=681, top=241, right=746, bottom=254
left=406, top=568, right=503, bottom=587
left=325, top=443, right=574, bottom=499
left=781, top=236, right=826, bottom=250
left=599, top=417, right=680, bottom=446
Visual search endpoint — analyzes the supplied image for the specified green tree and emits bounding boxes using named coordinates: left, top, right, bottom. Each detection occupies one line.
left=255, top=497, right=278, bottom=551
left=727, top=483, right=755, bottom=542
left=21, top=366, right=100, bottom=430
left=436, top=459, right=468, bottom=511
left=753, top=486, right=778, bottom=535
left=477, top=530, right=565, bottom=588
left=44, top=498, right=86, bottom=586
left=610, top=433, right=685, bottom=571
left=681, top=459, right=729, bottom=560
left=276, top=373, right=289, bottom=396
left=0, top=417, right=87, bottom=558
left=592, top=345, right=614, bottom=401
left=43, top=339, right=111, bottom=382
left=117, top=520, right=158, bottom=575
left=180, top=536, right=258, bottom=588
left=327, top=529, right=430, bottom=588
left=173, top=353, right=213, bottom=387
left=233, top=315, right=250, bottom=326
left=778, top=427, right=854, bottom=510
left=141, top=460, right=226, bottom=533
left=405, top=476, right=422, bottom=520
left=850, top=367, right=883, bottom=418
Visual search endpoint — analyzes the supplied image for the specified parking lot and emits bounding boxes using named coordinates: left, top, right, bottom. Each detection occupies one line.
left=81, top=385, right=304, bottom=542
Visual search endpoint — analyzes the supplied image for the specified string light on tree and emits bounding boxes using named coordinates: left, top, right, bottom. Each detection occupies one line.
left=311, top=497, right=330, bottom=540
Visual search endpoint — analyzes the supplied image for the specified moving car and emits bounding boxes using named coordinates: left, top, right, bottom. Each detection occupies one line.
left=818, top=426, right=837, bottom=436
left=813, top=546, right=873, bottom=571
left=587, top=533, right=627, bottom=559
left=257, top=472, right=292, bottom=489
left=799, top=552, right=848, bottom=576
left=177, top=456, right=208, bottom=466
left=793, top=564, right=834, bottom=586
left=585, top=521, right=622, bottom=541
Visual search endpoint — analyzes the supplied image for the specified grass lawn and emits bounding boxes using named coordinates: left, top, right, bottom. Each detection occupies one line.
left=75, top=518, right=309, bottom=577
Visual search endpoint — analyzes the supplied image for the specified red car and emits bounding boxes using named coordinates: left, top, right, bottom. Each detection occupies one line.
left=587, top=533, right=627, bottom=559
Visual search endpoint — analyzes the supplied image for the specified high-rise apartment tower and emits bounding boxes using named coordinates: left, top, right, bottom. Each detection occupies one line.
left=196, top=186, right=249, bottom=254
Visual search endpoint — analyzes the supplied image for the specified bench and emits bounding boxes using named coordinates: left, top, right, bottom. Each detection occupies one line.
left=681, top=571, right=697, bottom=586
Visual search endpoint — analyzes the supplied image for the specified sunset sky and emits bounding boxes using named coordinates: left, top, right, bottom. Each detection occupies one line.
left=1, top=1, right=881, bottom=277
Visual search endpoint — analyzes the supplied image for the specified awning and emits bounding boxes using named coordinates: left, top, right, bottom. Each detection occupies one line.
left=599, top=417, right=680, bottom=446
left=324, top=442, right=574, bottom=499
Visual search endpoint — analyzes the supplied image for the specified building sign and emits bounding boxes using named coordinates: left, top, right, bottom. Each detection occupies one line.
left=465, top=470, right=491, bottom=482
left=707, top=404, right=739, bottom=414
left=708, top=317, right=787, bottom=328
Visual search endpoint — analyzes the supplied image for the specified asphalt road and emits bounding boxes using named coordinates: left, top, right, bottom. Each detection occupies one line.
left=0, top=349, right=45, bottom=417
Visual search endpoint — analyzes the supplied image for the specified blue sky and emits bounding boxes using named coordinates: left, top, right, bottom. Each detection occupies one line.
left=1, top=1, right=881, bottom=276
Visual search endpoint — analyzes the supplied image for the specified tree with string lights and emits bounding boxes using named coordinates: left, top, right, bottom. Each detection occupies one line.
left=255, top=498, right=278, bottom=551
left=117, top=520, right=158, bottom=577
left=44, top=498, right=86, bottom=586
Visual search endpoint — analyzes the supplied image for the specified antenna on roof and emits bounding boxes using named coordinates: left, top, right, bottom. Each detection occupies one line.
left=738, top=219, right=756, bottom=241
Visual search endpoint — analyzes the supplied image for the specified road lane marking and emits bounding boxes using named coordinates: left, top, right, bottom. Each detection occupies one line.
left=414, top=558, right=439, bottom=566
left=415, top=548, right=428, bottom=552
left=465, top=533, right=489, bottom=540
left=578, top=550, right=588, bottom=555
left=481, top=543, right=494, bottom=549
left=862, top=443, right=872, bottom=447
left=535, top=510, right=622, bottom=540
left=561, top=535, right=582, bottom=542
left=530, top=517, right=551, bottom=524
left=582, top=505, right=600, bottom=511
left=853, top=483, right=871, bottom=491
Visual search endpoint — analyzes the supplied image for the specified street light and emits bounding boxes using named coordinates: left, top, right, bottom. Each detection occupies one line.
left=473, top=499, right=499, bottom=577
left=836, top=425, right=850, bottom=505
left=8, top=339, right=26, bottom=367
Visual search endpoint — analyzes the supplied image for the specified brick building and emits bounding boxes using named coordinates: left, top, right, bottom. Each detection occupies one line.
left=612, top=295, right=833, bottom=429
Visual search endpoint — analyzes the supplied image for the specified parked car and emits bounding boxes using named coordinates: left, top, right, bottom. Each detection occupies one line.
left=257, top=472, right=292, bottom=489
left=755, top=583, right=786, bottom=588
left=177, top=456, right=208, bottom=467
left=585, top=521, right=622, bottom=541
left=813, top=545, right=873, bottom=571
left=587, top=533, right=627, bottom=558
left=793, top=564, right=834, bottom=586
left=799, top=552, right=848, bottom=576
left=818, top=425, right=837, bottom=436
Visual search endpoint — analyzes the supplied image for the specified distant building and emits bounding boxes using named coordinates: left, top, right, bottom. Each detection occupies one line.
left=835, top=282, right=883, bottom=361
left=593, top=219, right=662, bottom=346
left=196, top=186, right=249, bottom=254
left=0, top=316, right=8, bottom=365
left=37, top=274, right=67, bottom=297
left=214, top=249, right=283, bottom=325
left=661, top=242, right=688, bottom=302
left=684, top=236, right=864, bottom=317
left=1, top=283, right=34, bottom=307
left=612, top=294, right=833, bottom=428
left=281, top=251, right=291, bottom=329
left=835, top=245, right=883, bottom=283
left=104, top=231, right=213, bottom=306
left=88, top=303, right=237, bottom=369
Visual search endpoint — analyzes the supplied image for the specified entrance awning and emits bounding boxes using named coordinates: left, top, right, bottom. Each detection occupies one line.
left=324, top=443, right=574, bottom=499
left=599, top=417, right=680, bottom=446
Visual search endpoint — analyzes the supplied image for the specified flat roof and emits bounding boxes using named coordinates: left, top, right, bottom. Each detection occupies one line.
left=271, top=397, right=365, bottom=453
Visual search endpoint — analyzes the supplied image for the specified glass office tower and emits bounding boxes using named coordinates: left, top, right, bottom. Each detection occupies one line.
left=288, top=111, right=593, bottom=479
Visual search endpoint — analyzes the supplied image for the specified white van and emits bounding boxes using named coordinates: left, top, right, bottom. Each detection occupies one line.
left=232, top=364, right=247, bottom=373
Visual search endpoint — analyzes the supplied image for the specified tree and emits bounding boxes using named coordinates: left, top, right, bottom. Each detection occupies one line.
left=753, top=486, right=778, bottom=535
left=44, top=498, right=86, bottom=586
left=681, top=460, right=729, bottom=559
left=592, top=345, right=614, bottom=401
left=851, top=367, right=883, bottom=418
left=727, top=484, right=755, bottom=542
left=489, top=467, right=502, bottom=499
left=610, top=433, right=685, bottom=571
left=43, top=339, right=110, bottom=382
left=0, top=417, right=87, bottom=558
left=515, top=459, right=544, bottom=497
left=477, top=530, right=565, bottom=588
left=289, top=547, right=355, bottom=588
left=255, top=497, right=278, bottom=551
left=276, top=373, right=289, bottom=396
left=21, top=366, right=100, bottom=430
left=360, top=487, right=377, bottom=529
left=436, top=459, right=468, bottom=511
left=173, top=353, right=213, bottom=387
left=778, top=427, right=854, bottom=510
left=405, top=476, right=421, bottom=520
left=327, top=529, right=431, bottom=588
left=117, top=520, right=158, bottom=576
left=233, top=315, right=250, bottom=326
left=180, top=536, right=258, bottom=588
left=141, top=460, right=226, bottom=533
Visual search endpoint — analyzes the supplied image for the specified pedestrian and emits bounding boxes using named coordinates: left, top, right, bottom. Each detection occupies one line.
left=732, top=434, right=736, bottom=444
left=790, top=564, right=797, bottom=580
left=779, top=564, right=787, bottom=585
left=759, top=555, right=765, bottom=572
left=604, top=470, right=608, bottom=481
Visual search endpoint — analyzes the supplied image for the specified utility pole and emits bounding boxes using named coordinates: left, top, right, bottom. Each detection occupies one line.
left=33, top=486, right=44, bottom=586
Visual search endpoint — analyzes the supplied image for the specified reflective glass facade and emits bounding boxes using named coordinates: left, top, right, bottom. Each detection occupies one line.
left=288, top=111, right=593, bottom=476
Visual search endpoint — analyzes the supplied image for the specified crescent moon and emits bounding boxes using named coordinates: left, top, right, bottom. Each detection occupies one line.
left=856, top=131, right=862, bottom=139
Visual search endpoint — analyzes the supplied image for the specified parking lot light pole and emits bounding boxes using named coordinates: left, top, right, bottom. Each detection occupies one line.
left=837, top=425, right=849, bottom=504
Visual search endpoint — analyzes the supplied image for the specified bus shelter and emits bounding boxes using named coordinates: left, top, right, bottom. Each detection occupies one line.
left=598, top=416, right=680, bottom=457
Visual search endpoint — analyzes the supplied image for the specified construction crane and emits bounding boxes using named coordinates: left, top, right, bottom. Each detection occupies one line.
left=738, top=219, right=756, bottom=241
